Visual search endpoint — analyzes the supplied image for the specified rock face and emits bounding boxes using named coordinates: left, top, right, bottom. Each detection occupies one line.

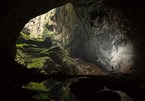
left=1, top=0, right=145, bottom=100
left=0, top=0, right=72, bottom=56
left=23, top=13, right=49, bottom=39
left=71, top=1, right=135, bottom=72
left=22, top=9, right=56, bottom=39
left=0, top=1, right=73, bottom=99
left=0, top=0, right=145, bottom=75
left=51, top=0, right=145, bottom=74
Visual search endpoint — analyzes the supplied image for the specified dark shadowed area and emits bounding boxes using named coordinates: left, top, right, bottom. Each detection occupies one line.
left=1, top=0, right=145, bottom=101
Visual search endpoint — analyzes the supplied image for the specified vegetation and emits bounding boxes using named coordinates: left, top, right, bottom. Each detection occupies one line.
left=22, top=79, right=79, bottom=101
left=20, top=32, right=30, bottom=40
left=15, top=31, right=79, bottom=101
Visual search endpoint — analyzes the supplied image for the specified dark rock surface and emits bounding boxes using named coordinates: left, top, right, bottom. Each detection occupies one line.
left=52, top=0, right=145, bottom=74
left=70, top=75, right=145, bottom=101
left=0, top=0, right=73, bottom=55
left=0, top=1, right=72, bottom=99
left=0, top=0, right=145, bottom=100
left=1, top=0, right=145, bottom=76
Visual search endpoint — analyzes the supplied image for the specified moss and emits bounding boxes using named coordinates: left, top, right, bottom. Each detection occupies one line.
left=22, top=79, right=79, bottom=101
left=16, top=41, right=80, bottom=100
left=33, top=93, right=51, bottom=101
left=39, top=48, right=50, bottom=55
left=16, top=43, right=30, bottom=48
left=42, top=26, right=54, bottom=40
left=23, top=81, right=49, bottom=92
left=20, top=32, right=30, bottom=40
left=16, top=41, right=77, bottom=75
left=27, top=57, right=49, bottom=69
left=15, top=48, right=25, bottom=64
left=16, top=28, right=78, bottom=75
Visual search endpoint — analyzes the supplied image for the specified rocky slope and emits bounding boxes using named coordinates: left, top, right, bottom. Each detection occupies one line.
left=50, top=1, right=145, bottom=75
left=16, top=32, right=104, bottom=75
left=1, top=0, right=145, bottom=100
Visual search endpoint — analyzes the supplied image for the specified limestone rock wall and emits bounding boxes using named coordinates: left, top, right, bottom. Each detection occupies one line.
left=22, top=9, right=56, bottom=39
left=23, top=13, right=48, bottom=39
left=1, top=0, right=145, bottom=75
left=53, top=0, right=145, bottom=74
left=72, top=0, right=145, bottom=74
left=0, top=0, right=72, bottom=55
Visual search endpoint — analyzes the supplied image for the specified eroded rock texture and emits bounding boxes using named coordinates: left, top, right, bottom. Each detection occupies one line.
left=71, top=0, right=134, bottom=72
left=0, top=0, right=72, bottom=55
left=52, top=0, right=145, bottom=74
left=0, top=1, right=73, bottom=99
left=23, top=13, right=49, bottom=39
left=0, top=0, right=72, bottom=82
left=0, top=0, right=145, bottom=100
left=0, top=0, right=145, bottom=75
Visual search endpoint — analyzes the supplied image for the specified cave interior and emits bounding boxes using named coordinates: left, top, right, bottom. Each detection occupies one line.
left=1, top=0, right=145, bottom=101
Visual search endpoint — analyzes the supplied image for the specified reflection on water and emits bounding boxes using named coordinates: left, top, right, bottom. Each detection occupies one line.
left=23, top=78, right=79, bottom=101
left=22, top=75, right=141, bottom=101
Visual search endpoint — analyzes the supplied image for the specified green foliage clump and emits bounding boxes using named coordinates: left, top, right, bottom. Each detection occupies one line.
left=22, top=79, right=79, bottom=101
left=27, top=57, right=49, bottom=69
left=20, top=32, right=30, bottom=40
left=42, top=26, right=54, bottom=40
left=15, top=8, right=80, bottom=100
left=23, top=81, right=49, bottom=92
left=16, top=43, right=31, bottom=49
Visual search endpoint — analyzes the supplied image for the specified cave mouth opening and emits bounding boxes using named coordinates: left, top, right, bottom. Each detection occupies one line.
left=15, top=3, right=105, bottom=76
left=15, top=0, right=137, bottom=76
left=2, top=1, right=145, bottom=101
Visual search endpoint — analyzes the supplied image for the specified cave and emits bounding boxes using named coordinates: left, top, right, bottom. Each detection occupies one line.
left=1, top=0, right=145, bottom=101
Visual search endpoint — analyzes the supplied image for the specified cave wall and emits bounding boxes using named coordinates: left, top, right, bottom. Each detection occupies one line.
left=47, top=3, right=77, bottom=46
left=22, top=12, right=50, bottom=39
left=72, top=0, right=134, bottom=72
left=0, top=0, right=145, bottom=75
left=53, top=0, right=145, bottom=74
left=0, top=0, right=72, bottom=56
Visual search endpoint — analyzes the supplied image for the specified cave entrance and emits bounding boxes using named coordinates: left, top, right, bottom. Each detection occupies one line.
left=2, top=0, right=145, bottom=101
left=15, top=3, right=105, bottom=76
left=17, top=2, right=135, bottom=75
left=15, top=0, right=136, bottom=76
left=10, top=1, right=144, bottom=101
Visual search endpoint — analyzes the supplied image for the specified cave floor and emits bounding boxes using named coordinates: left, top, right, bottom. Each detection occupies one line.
left=1, top=62, right=145, bottom=101
left=0, top=36, right=144, bottom=100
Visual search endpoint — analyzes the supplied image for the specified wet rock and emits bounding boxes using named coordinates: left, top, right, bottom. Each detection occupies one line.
left=70, top=78, right=104, bottom=101
left=96, top=91, right=121, bottom=101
